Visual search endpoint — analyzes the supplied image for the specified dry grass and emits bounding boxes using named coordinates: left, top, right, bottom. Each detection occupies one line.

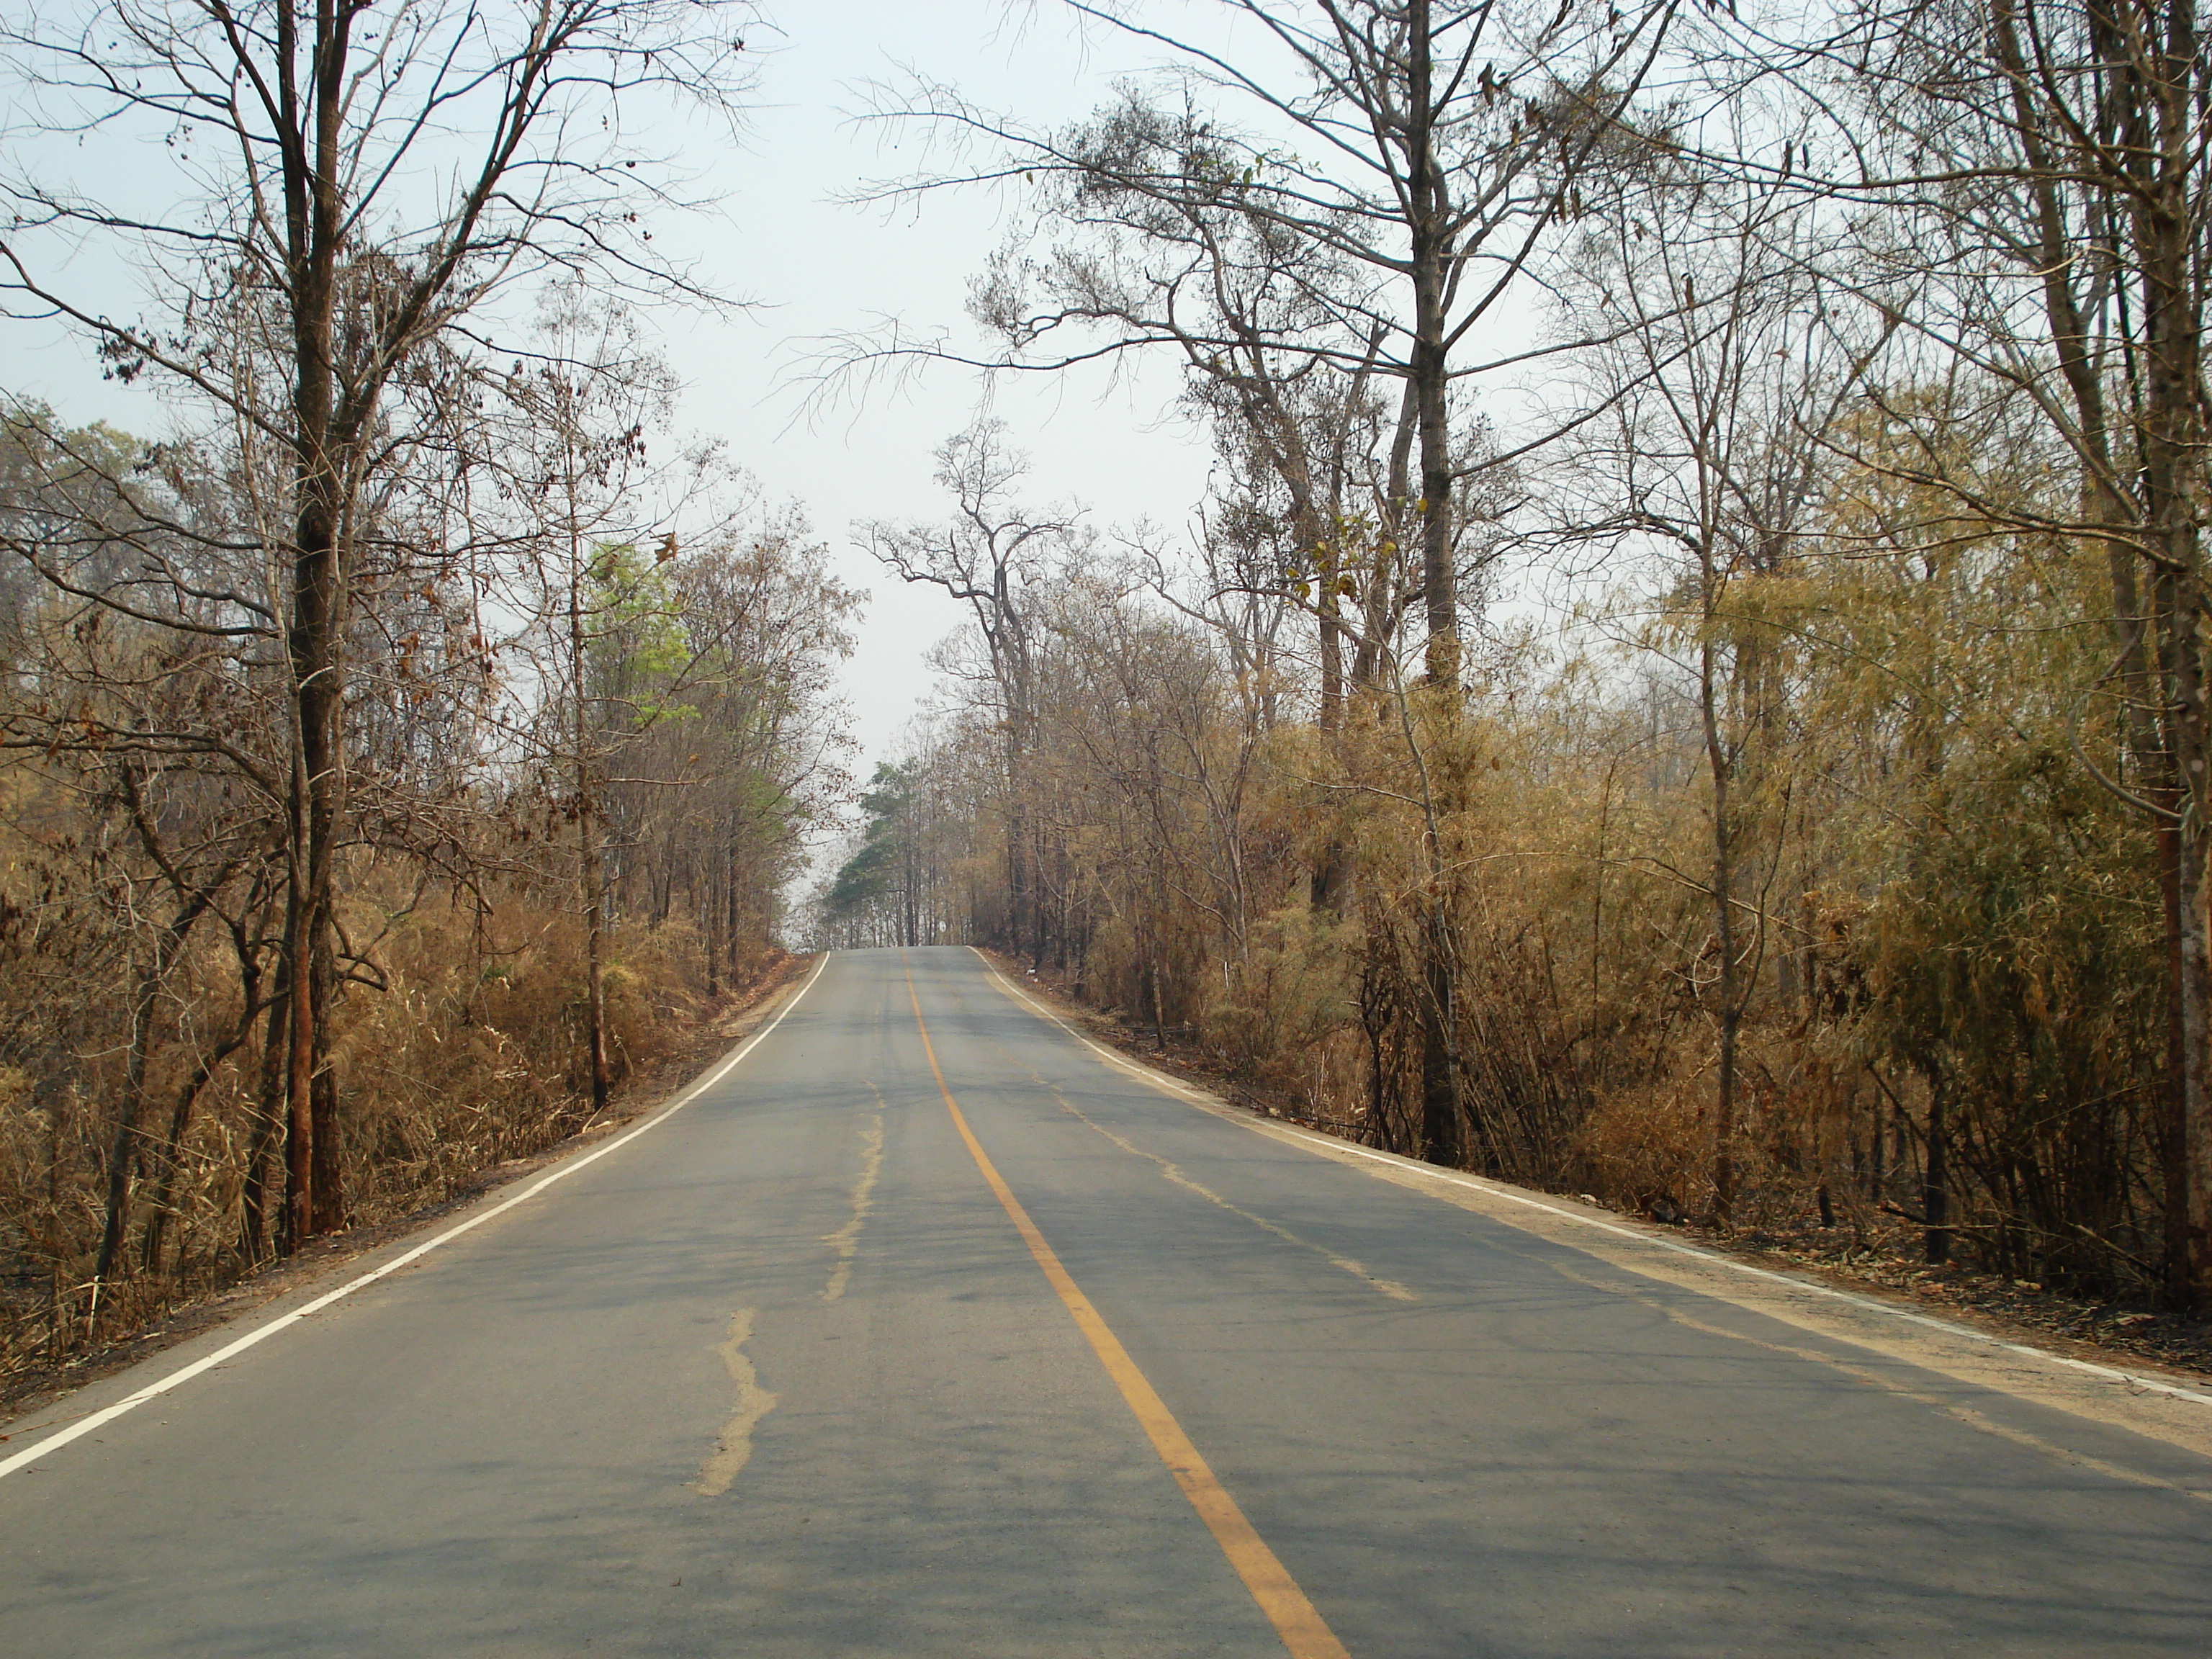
left=0, top=872, right=788, bottom=1384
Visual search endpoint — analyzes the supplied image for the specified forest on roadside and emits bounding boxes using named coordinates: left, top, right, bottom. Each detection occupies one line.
left=7, top=0, right=2212, bottom=1388
left=0, top=0, right=853, bottom=1375
left=812, top=0, right=2212, bottom=1314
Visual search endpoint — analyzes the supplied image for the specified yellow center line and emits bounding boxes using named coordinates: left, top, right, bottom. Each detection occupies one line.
left=902, top=958, right=1351, bottom=1659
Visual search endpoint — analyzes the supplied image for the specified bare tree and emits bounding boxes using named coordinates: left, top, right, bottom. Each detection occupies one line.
left=851, top=0, right=1683, bottom=688
left=863, top=421, right=1081, bottom=965
left=2, top=0, right=757, bottom=1241
left=1553, top=125, right=1891, bottom=1223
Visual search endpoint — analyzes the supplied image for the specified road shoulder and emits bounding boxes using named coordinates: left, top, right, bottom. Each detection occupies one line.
left=971, top=948, right=2212, bottom=1470
left=0, top=954, right=819, bottom=1438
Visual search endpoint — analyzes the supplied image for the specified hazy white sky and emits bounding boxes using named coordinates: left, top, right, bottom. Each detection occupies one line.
left=1, top=2, right=1237, bottom=783
left=8, top=0, right=1567, bottom=858
left=653, top=2, right=1238, bottom=773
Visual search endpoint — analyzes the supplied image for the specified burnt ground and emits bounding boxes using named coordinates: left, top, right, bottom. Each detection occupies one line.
left=984, top=950, right=2212, bottom=1386
left=0, top=951, right=813, bottom=1432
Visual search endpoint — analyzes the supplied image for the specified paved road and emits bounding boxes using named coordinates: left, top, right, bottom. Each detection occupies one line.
left=4, top=946, right=2211, bottom=1656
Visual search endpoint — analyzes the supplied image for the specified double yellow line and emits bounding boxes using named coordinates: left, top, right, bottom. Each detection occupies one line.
left=903, top=961, right=1349, bottom=1659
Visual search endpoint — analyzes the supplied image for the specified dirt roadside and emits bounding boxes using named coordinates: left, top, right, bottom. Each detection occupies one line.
left=979, top=948, right=2212, bottom=1386
left=0, top=953, right=814, bottom=1434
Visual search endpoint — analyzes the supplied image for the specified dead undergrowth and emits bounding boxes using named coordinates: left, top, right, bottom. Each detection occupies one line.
left=987, top=950, right=2212, bottom=1384
left=0, top=950, right=809, bottom=1429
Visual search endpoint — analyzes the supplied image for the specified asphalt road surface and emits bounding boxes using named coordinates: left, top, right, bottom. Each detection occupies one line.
left=4, top=945, right=2211, bottom=1657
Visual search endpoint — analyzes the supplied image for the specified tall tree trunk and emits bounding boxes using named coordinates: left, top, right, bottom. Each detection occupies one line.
left=1923, top=1062, right=1951, bottom=1265
left=309, top=929, right=343, bottom=1233
left=276, top=0, right=366, bottom=1247
left=93, top=964, right=170, bottom=1295
left=281, top=852, right=314, bottom=1254
left=1993, top=0, right=2208, bottom=1304
left=572, top=564, right=612, bottom=1120
left=239, top=981, right=289, bottom=1265
left=1416, top=70, right=1451, bottom=681
left=141, top=1020, right=255, bottom=1277
left=2139, top=4, right=2211, bottom=1295
left=1699, top=630, right=1740, bottom=1224
left=2163, top=585, right=2212, bottom=1295
left=1318, top=542, right=1346, bottom=730
left=705, top=863, right=721, bottom=997
left=96, top=885, right=220, bottom=1288
left=1407, top=0, right=1457, bottom=691
left=1417, top=904, right=1463, bottom=1166
left=727, top=848, right=742, bottom=981
left=1403, top=2, right=1469, bottom=1165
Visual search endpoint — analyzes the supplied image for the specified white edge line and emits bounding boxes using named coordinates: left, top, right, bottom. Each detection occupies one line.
left=971, top=948, right=2212, bottom=1411
left=0, top=953, right=832, bottom=1483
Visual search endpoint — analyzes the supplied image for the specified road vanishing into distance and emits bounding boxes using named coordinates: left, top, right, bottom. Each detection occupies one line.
left=5, top=946, right=2212, bottom=1657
